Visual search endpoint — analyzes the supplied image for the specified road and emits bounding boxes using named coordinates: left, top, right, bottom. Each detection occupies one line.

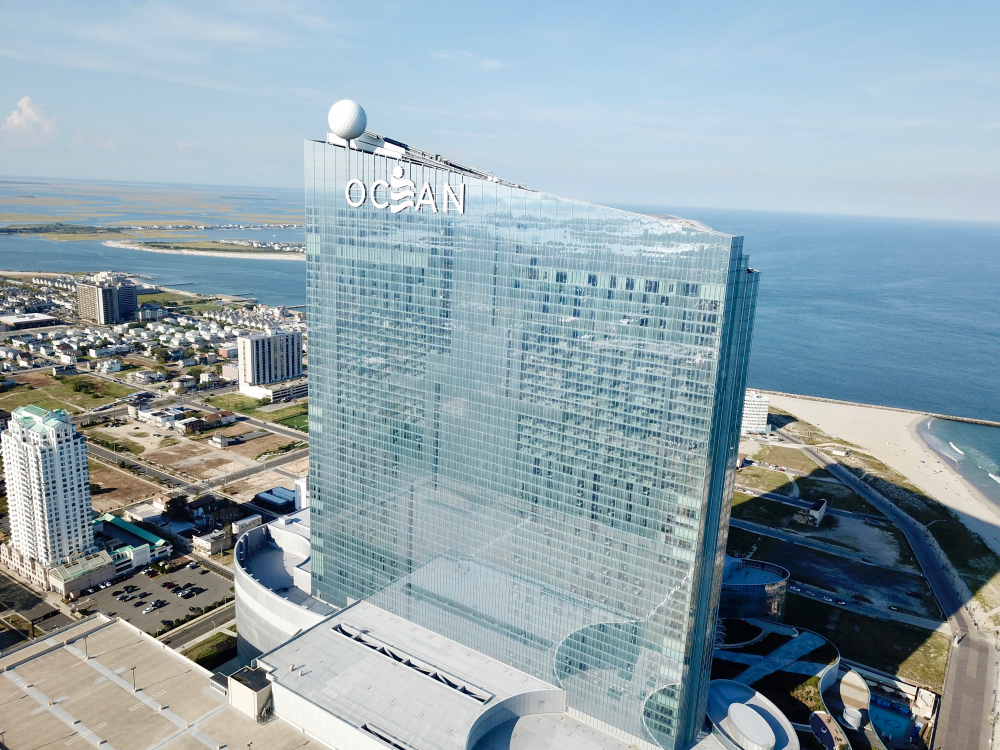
left=778, top=428, right=996, bottom=750
left=161, top=602, right=235, bottom=649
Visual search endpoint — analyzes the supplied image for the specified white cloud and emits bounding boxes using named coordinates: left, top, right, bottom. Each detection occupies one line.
left=1, top=96, right=57, bottom=144
left=433, top=50, right=503, bottom=72
left=178, top=141, right=196, bottom=156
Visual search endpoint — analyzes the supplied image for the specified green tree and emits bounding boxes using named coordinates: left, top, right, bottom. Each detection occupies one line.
left=163, top=495, right=188, bottom=521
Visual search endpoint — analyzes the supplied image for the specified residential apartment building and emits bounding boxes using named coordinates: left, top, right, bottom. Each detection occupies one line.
left=76, top=280, right=137, bottom=324
left=1, top=405, right=95, bottom=569
left=237, top=329, right=303, bottom=395
left=740, top=389, right=771, bottom=434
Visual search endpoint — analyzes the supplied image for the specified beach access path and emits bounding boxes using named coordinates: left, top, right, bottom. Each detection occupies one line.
left=768, top=394, right=996, bottom=750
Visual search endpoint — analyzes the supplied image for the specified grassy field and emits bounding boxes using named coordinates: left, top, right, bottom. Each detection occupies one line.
left=0, top=374, right=135, bottom=413
left=0, top=389, right=76, bottom=413
left=796, top=477, right=883, bottom=515
left=181, top=632, right=237, bottom=671
left=755, top=445, right=831, bottom=476
left=730, top=492, right=798, bottom=526
left=206, top=393, right=265, bottom=415
left=86, top=429, right=145, bottom=455
left=726, top=526, right=786, bottom=560
left=784, top=594, right=949, bottom=691
left=279, top=413, right=308, bottom=431
left=137, top=292, right=202, bottom=305
left=736, top=466, right=796, bottom=496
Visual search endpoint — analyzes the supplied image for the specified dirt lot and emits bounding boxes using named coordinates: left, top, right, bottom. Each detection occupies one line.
left=88, top=460, right=162, bottom=513
left=145, top=438, right=260, bottom=481
left=280, top=455, right=309, bottom=476
left=226, top=433, right=299, bottom=459
left=225, top=470, right=296, bottom=502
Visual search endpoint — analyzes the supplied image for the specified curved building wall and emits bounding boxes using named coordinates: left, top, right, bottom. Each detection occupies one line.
left=234, top=525, right=334, bottom=664
left=718, top=559, right=788, bottom=622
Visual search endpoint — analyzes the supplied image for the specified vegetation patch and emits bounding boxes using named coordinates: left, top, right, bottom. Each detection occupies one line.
left=730, top=492, right=798, bottom=526
left=755, top=445, right=831, bottom=476
left=785, top=594, right=949, bottom=691
left=255, top=440, right=307, bottom=461
left=87, top=429, right=145, bottom=455
left=181, top=632, right=238, bottom=670
left=279, top=413, right=308, bottom=431
left=750, top=672, right=822, bottom=724
left=736, top=466, right=795, bottom=496
left=796, top=477, right=882, bottom=516
left=206, top=393, right=266, bottom=415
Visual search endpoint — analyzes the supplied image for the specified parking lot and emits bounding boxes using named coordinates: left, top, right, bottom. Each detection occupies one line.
left=76, top=559, right=233, bottom=634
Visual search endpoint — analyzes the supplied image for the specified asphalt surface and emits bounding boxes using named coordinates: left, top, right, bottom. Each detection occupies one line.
left=162, top=602, right=235, bottom=649
left=779, top=428, right=996, bottom=750
left=81, top=562, right=233, bottom=634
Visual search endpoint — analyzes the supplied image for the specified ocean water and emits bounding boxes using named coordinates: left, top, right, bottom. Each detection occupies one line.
left=919, top=418, right=1000, bottom=506
left=2, top=179, right=998, bottom=480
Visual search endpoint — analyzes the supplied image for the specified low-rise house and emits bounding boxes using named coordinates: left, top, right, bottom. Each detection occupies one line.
left=91, top=358, right=122, bottom=374
left=193, top=529, right=232, bottom=556
left=127, top=369, right=165, bottom=384
left=174, top=416, right=206, bottom=435
left=200, top=371, right=220, bottom=386
left=203, top=410, right=236, bottom=428
left=47, top=551, right=116, bottom=598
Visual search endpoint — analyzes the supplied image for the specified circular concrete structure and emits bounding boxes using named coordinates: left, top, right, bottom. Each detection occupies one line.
left=726, top=703, right=776, bottom=750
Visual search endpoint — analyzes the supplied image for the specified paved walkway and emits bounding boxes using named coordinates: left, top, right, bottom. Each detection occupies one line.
left=732, top=630, right=827, bottom=686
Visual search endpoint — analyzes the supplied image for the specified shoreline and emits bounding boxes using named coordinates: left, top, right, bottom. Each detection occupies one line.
left=758, top=388, right=1000, bottom=428
left=768, top=393, right=1000, bottom=560
left=102, top=240, right=305, bottom=262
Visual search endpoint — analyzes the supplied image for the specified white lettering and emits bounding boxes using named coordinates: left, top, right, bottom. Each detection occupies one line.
left=346, top=167, right=466, bottom=215
left=345, top=179, right=366, bottom=207
left=444, top=183, right=466, bottom=214
left=415, top=183, right=438, bottom=212
left=370, top=180, right=390, bottom=210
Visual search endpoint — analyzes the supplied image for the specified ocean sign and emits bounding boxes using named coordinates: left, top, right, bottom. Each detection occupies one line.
left=345, top=166, right=465, bottom=214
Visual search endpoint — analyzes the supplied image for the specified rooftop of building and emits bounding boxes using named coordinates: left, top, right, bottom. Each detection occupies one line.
left=48, top=550, right=114, bottom=582
left=95, top=512, right=168, bottom=549
left=239, top=509, right=333, bottom=616
left=722, top=556, right=789, bottom=587
left=705, top=680, right=799, bottom=750
left=318, top=132, right=717, bottom=233
left=11, top=403, right=72, bottom=430
left=257, top=601, right=570, bottom=750
left=0, top=615, right=327, bottom=750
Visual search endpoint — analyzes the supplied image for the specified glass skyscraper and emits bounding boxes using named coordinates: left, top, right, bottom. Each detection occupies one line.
left=306, top=137, right=758, bottom=750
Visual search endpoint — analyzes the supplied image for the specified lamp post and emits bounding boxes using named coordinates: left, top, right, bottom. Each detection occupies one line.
left=130, top=666, right=136, bottom=693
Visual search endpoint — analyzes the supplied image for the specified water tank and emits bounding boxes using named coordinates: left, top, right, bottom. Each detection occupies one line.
left=843, top=707, right=863, bottom=729
left=724, top=703, right=775, bottom=750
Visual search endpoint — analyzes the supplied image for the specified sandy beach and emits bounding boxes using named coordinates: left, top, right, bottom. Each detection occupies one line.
left=103, top=240, right=305, bottom=261
left=767, top=393, right=1000, bottom=559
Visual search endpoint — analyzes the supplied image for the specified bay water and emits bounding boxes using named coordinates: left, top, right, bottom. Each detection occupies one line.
left=2, top=180, right=998, bottom=499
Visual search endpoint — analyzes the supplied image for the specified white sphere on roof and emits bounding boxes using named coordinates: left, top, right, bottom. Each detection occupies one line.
left=328, top=100, right=367, bottom=140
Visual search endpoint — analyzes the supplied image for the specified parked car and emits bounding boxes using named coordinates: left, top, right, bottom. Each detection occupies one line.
left=805, top=591, right=816, bottom=598
left=821, top=596, right=833, bottom=603
left=835, top=599, right=847, bottom=606
left=187, top=562, right=199, bottom=569
left=133, top=601, right=145, bottom=608
left=788, top=585, right=801, bottom=593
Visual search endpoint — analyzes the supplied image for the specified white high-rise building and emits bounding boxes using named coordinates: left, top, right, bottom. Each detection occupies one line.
left=741, top=389, right=771, bottom=433
left=1, top=405, right=95, bottom=567
left=237, top=330, right=303, bottom=388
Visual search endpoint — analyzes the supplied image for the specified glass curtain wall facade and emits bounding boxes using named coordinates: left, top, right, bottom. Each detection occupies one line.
left=305, top=139, right=759, bottom=750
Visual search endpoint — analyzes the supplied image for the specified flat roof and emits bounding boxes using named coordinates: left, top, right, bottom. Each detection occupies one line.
left=0, top=616, right=327, bottom=750
left=258, top=601, right=559, bottom=750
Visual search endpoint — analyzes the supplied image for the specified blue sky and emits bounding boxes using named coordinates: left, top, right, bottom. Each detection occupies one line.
left=1, top=1, right=998, bottom=220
